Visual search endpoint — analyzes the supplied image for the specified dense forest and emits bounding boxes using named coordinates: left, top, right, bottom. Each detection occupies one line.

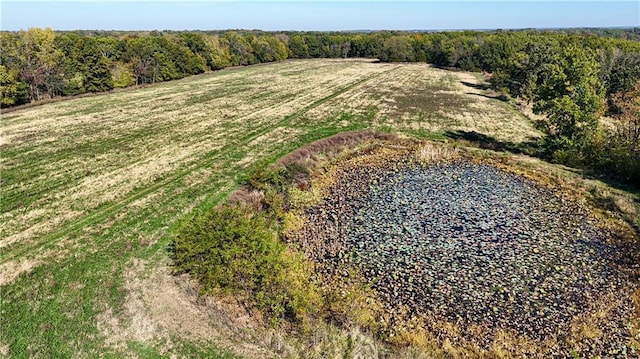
left=1, top=28, right=639, bottom=184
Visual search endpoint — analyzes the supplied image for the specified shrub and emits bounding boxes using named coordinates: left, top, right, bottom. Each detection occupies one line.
left=172, top=205, right=320, bottom=325
left=242, top=160, right=287, bottom=191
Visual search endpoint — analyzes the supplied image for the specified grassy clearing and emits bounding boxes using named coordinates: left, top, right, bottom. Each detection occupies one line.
left=0, top=59, right=558, bottom=357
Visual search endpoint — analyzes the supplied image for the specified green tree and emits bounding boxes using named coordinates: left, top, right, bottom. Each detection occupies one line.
left=304, top=34, right=324, bottom=58
left=0, top=65, right=30, bottom=107
left=349, top=33, right=382, bottom=58
left=123, top=36, right=181, bottom=84
left=251, top=35, right=288, bottom=63
left=598, top=48, right=640, bottom=95
left=53, top=32, right=84, bottom=95
left=489, top=36, right=560, bottom=101
left=110, top=61, right=135, bottom=88
left=164, top=35, right=207, bottom=76
left=222, top=32, right=256, bottom=66
left=287, top=34, right=309, bottom=58
left=123, top=36, right=155, bottom=84
left=380, top=35, right=414, bottom=62
left=323, top=34, right=350, bottom=58
left=60, top=35, right=114, bottom=93
left=266, top=36, right=288, bottom=61
left=204, top=35, right=232, bottom=70
left=177, top=32, right=208, bottom=57
left=533, top=45, right=604, bottom=163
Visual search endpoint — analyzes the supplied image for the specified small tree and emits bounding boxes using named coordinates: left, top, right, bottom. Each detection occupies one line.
left=533, top=45, right=604, bottom=164
left=172, top=205, right=321, bottom=325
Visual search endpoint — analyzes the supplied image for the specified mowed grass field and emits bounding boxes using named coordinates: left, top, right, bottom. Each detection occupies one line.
left=0, top=59, right=541, bottom=357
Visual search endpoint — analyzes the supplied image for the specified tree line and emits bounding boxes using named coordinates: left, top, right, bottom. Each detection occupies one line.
left=2, top=29, right=638, bottom=105
left=0, top=29, right=289, bottom=105
left=1, top=28, right=639, bottom=185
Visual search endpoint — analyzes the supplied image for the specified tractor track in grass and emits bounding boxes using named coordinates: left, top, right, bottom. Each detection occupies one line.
left=0, top=61, right=392, bottom=242
left=0, top=65, right=400, bottom=270
left=1, top=71, right=320, bottom=212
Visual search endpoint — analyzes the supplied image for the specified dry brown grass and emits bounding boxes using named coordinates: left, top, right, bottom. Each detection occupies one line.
left=0, top=256, right=42, bottom=287
left=415, top=141, right=459, bottom=163
left=96, top=258, right=279, bottom=358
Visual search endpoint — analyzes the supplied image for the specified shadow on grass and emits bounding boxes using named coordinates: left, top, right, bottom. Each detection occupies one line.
left=460, top=81, right=490, bottom=91
left=444, top=130, right=539, bottom=156
left=465, top=92, right=510, bottom=102
left=461, top=81, right=509, bottom=102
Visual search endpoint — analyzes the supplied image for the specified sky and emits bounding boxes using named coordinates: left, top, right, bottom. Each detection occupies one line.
left=1, top=1, right=638, bottom=32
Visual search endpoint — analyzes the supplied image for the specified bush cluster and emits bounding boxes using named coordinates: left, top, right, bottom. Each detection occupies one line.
left=171, top=141, right=389, bottom=330
left=172, top=204, right=320, bottom=326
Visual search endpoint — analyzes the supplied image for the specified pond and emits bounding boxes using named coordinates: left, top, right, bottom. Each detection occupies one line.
left=295, top=159, right=634, bottom=344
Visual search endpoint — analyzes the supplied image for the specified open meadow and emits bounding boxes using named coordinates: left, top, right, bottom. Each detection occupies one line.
left=2, top=59, right=636, bottom=357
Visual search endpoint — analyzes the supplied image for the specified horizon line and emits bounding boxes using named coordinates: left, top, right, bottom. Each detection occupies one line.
left=3, top=25, right=638, bottom=32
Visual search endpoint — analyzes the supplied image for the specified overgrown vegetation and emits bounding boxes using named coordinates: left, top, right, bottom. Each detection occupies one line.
left=172, top=205, right=321, bottom=326
left=170, top=134, right=399, bottom=335
left=171, top=134, right=640, bottom=356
